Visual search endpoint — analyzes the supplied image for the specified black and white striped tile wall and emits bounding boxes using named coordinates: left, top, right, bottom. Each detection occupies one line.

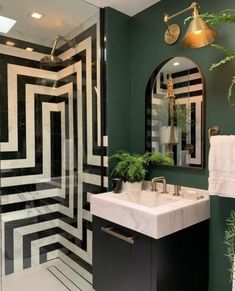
left=0, top=15, right=107, bottom=287
left=146, top=67, right=203, bottom=167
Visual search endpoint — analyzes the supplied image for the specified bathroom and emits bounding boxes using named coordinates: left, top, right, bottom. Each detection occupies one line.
left=0, top=0, right=234, bottom=290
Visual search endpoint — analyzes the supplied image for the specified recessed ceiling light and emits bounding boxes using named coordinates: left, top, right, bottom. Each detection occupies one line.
left=26, top=47, right=34, bottom=51
left=0, top=16, right=17, bottom=33
left=6, top=41, right=15, bottom=47
left=173, top=62, right=180, bottom=66
left=31, top=12, right=43, bottom=19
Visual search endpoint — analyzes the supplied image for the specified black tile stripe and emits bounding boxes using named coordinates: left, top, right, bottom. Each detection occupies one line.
left=1, top=18, right=108, bottom=278
left=175, top=90, right=203, bottom=99
left=171, top=67, right=199, bottom=78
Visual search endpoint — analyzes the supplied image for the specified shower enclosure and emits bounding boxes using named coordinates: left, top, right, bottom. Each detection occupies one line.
left=0, top=1, right=107, bottom=290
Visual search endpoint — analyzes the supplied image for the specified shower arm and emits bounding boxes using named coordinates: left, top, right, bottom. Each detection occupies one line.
left=50, top=35, right=76, bottom=56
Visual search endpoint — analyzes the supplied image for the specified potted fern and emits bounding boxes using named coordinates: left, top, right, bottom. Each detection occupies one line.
left=109, top=151, right=173, bottom=191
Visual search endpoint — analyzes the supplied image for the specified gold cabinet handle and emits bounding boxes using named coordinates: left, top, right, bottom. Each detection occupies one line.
left=101, top=226, right=135, bottom=245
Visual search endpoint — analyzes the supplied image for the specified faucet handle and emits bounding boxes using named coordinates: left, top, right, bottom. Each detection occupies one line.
left=173, top=185, right=181, bottom=196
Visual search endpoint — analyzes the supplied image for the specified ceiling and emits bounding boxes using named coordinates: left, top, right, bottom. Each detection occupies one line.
left=0, top=0, right=98, bottom=47
left=84, top=0, right=161, bottom=17
left=0, top=0, right=161, bottom=47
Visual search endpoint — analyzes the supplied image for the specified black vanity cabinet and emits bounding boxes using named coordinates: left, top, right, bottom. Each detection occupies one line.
left=93, top=216, right=209, bottom=291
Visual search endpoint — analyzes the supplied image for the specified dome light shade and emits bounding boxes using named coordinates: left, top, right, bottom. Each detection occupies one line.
left=182, top=16, right=218, bottom=48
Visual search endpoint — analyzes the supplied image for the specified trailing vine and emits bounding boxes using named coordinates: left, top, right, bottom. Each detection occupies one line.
left=185, top=9, right=235, bottom=105
left=224, top=210, right=235, bottom=283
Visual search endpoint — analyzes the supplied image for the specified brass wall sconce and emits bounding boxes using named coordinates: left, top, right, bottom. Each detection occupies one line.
left=164, top=2, right=218, bottom=48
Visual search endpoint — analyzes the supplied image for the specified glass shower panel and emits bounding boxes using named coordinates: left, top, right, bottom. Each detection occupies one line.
left=0, top=4, right=106, bottom=290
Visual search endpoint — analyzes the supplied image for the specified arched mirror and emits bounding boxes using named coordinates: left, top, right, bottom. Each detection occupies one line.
left=145, top=57, right=205, bottom=168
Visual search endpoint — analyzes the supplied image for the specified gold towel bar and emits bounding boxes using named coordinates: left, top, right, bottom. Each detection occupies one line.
left=208, top=126, right=220, bottom=141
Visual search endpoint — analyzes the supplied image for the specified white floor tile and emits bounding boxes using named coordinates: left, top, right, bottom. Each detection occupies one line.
left=2, top=259, right=71, bottom=291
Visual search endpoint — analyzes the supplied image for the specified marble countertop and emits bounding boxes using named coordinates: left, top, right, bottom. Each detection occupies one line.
left=90, top=186, right=209, bottom=239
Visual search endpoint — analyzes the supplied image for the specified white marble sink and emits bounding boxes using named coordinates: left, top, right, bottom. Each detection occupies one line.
left=91, top=185, right=209, bottom=239
left=113, top=190, right=181, bottom=208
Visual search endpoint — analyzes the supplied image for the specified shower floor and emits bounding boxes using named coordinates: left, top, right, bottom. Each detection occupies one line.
left=2, top=259, right=94, bottom=291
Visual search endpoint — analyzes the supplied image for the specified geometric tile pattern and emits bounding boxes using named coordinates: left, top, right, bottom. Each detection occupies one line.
left=2, top=259, right=93, bottom=291
left=0, top=17, right=107, bottom=289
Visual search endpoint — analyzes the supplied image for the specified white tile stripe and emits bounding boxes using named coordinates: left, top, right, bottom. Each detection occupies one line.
left=46, top=250, right=60, bottom=261
left=82, top=172, right=108, bottom=188
left=175, top=97, right=202, bottom=165
left=48, top=259, right=93, bottom=290
left=0, top=22, right=107, bottom=280
left=31, top=232, right=92, bottom=268
left=0, top=188, right=64, bottom=205
left=83, top=210, right=92, bottom=222
left=1, top=204, right=58, bottom=222
left=172, top=72, right=202, bottom=83
left=14, top=220, right=59, bottom=272
left=155, top=71, right=202, bottom=97
left=31, top=234, right=60, bottom=267
left=0, top=101, right=66, bottom=186
left=1, top=204, right=58, bottom=274
left=77, top=61, right=84, bottom=237
left=0, top=41, right=87, bottom=153
left=57, top=251, right=92, bottom=284
left=96, top=16, right=101, bottom=147
left=0, top=80, right=70, bottom=169
left=65, top=13, right=102, bottom=148
left=0, top=44, right=45, bottom=61
left=60, top=38, right=102, bottom=167
left=173, top=84, right=203, bottom=95
left=0, top=31, right=105, bottom=166
left=0, top=64, right=56, bottom=152
left=47, top=266, right=80, bottom=291
left=13, top=218, right=86, bottom=273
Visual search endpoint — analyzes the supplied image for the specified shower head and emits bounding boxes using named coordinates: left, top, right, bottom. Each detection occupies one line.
left=40, top=35, right=76, bottom=67
left=40, top=54, right=63, bottom=67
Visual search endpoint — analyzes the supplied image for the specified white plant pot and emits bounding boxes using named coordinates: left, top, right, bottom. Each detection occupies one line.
left=122, top=181, right=142, bottom=192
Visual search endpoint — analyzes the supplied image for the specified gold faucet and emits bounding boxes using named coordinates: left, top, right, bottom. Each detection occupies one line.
left=151, top=176, right=168, bottom=193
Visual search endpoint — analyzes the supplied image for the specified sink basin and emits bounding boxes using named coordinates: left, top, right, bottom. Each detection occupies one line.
left=112, top=190, right=181, bottom=208
left=90, top=185, right=209, bottom=239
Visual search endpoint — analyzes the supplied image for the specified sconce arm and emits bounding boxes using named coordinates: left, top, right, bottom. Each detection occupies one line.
left=164, top=2, right=199, bottom=23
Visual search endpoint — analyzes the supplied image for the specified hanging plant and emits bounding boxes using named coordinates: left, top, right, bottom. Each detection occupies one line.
left=224, top=210, right=235, bottom=283
left=185, top=9, right=235, bottom=105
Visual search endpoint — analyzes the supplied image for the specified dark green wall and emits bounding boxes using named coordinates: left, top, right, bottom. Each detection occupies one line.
left=106, top=8, right=132, bottom=155
left=105, top=1, right=235, bottom=291
left=129, top=4, right=235, bottom=288
left=130, top=0, right=235, bottom=188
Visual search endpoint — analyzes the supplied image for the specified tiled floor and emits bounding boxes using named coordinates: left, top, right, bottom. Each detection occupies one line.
left=2, top=259, right=94, bottom=291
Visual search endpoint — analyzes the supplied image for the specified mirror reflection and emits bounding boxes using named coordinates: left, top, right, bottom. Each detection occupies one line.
left=145, top=57, right=205, bottom=168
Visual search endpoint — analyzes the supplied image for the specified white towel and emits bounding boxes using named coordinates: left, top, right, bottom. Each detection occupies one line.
left=208, top=135, right=235, bottom=198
